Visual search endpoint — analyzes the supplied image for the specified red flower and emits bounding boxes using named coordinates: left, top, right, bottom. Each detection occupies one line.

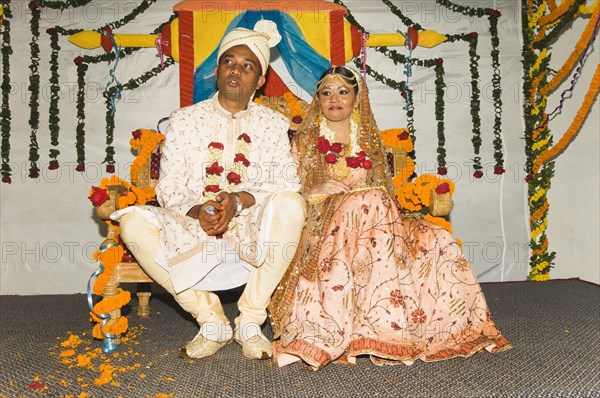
left=227, top=172, right=241, bottom=185
left=28, top=1, right=38, bottom=11
left=317, top=136, right=331, bottom=154
left=435, top=182, right=450, bottom=194
left=76, top=163, right=85, bottom=172
left=357, top=151, right=367, bottom=161
left=411, top=309, right=427, bottom=324
left=473, top=170, right=483, bottom=179
left=28, top=381, right=44, bottom=390
left=291, top=115, right=303, bottom=124
left=204, top=185, right=220, bottom=193
left=234, top=153, right=250, bottom=167
left=389, top=290, right=405, bottom=308
left=48, top=162, right=59, bottom=170
left=490, top=10, right=501, bottom=18
left=362, top=159, right=373, bottom=170
left=525, top=174, right=533, bottom=182
left=494, top=166, right=505, bottom=175
left=330, top=142, right=343, bottom=154
left=437, top=167, right=447, bottom=175
left=46, top=28, right=57, bottom=35
left=434, top=58, right=443, bottom=66
left=237, top=133, right=251, bottom=143
left=89, top=187, right=110, bottom=207
left=205, top=162, right=224, bottom=176
left=106, top=164, right=115, bottom=174
left=132, top=129, right=142, bottom=139
left=469, top=32, right=478, bottom=40
left=216, top=233, right=224, bottom=239
left=398, top=131, right=410, bottom=140
left=208, top=142, right=224, bottom=150
left=74, top=56, right=84, bottom=66
left=400, top=89, right=413, bottom=99
left=346, top=156, right=361, bottom=169
left=324, top=153, right=337, bottom=164
left=29, top=172, right=39, bottom=179
left=2, top=175, right=11, bottom=184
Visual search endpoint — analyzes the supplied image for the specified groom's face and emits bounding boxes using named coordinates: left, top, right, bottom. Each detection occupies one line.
left=215, top=45, right=266, bottom=104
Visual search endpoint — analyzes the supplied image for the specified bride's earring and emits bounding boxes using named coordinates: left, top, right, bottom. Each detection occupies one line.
left=351, top=104, right=360, bottom=125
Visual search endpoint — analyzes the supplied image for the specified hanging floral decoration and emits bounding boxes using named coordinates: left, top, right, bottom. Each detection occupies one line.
left=40, top=0, right=161, bottom=172
left=75, top=58, right=87, bottom=171
left=522, top=0, right=599, bottom=281
left=47, top=28, right=60, bottom=167
left=27, top=1, right=41, bottom=178
left=446, top=32, right=483, bottom=175
left=434, top=60, right=446, bottom=170
left=489, top=13, right=505, bottom=175
left=1, top=0, right=12, bottom=183
left=336, top=0, right=499, bottom=178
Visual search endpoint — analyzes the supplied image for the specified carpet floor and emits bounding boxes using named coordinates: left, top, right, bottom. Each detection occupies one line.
left=0, top=279, right=598, bottom=397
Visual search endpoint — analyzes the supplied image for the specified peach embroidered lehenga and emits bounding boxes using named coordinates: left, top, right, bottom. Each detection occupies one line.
left=268, top=70, right=511, bottom=370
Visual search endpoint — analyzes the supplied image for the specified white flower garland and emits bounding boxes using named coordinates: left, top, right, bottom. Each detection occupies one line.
left=319, top=118, right=361, bottom=157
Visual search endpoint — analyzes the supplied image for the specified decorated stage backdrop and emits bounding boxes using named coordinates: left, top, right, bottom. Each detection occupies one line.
left=0, top=0, right=598, bottom=294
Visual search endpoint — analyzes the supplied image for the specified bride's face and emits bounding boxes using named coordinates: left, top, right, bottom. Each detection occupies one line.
left=317, top=76, right=358, bottom=125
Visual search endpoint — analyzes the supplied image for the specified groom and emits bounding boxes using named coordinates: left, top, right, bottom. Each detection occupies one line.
left=117, top=20, right=305, bottom=360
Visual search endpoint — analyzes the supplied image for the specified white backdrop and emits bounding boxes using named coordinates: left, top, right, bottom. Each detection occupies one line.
left=0, top=0, right=597, bottom=294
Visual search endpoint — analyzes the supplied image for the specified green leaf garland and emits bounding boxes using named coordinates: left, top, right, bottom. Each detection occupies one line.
left=27, top=1, right=41, bottom=178
left=48, top=28, right=60, bottom=167
left=1, top=0, right=13, bottom=183
left=434, top=61, right=446, bottom=169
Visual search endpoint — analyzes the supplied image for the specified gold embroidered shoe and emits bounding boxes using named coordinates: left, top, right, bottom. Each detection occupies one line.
left=234, top=321, right=273, bottom=359
left=234, top=334, right=273, bottom=359
left=183, top=331, right=232, bottom=359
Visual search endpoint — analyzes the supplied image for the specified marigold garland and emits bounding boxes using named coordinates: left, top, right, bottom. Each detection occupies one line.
left=89, top=243, right=129, bottom=342
left=380, top=128, right=413, bottom=152
left=539, top=4, right=600, bottom=96
left=533, top=0, right=583, bottom=49
left=129, top=129, right=165, bottom=186
left=522, top=0, right=597, bottom=280
left=537, top=0, right=575, bottom=26
left=533, top=64, right=600, bottom=174
left=91, top=243, right=124, bottom=296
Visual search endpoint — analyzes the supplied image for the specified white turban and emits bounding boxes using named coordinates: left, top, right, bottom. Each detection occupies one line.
left=217, top=20, right=282, bottom=76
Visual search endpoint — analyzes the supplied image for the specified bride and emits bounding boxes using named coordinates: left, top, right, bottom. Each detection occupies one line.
left=268, top=66, right=511, bottom=370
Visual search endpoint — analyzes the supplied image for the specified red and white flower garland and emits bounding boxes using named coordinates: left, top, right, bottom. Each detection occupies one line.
left=317, top=119, right=372, bottom=170
left=204, top=133, right=252, bottom=201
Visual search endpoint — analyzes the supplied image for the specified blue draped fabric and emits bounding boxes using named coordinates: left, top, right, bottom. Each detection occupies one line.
left=192, top=10, right=330, bottom=103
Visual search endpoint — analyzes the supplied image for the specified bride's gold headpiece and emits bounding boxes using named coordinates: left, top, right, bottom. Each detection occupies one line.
left=316, top=66, right=360, bottom=94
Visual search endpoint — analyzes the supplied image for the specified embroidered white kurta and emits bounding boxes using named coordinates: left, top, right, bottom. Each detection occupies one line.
left=112, top=95, right=300, bottom=293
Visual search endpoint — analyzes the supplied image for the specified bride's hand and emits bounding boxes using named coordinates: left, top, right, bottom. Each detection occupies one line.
left=307, top=180, right=350, bottom=195
left=342, top=168, right=368, bottom=189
